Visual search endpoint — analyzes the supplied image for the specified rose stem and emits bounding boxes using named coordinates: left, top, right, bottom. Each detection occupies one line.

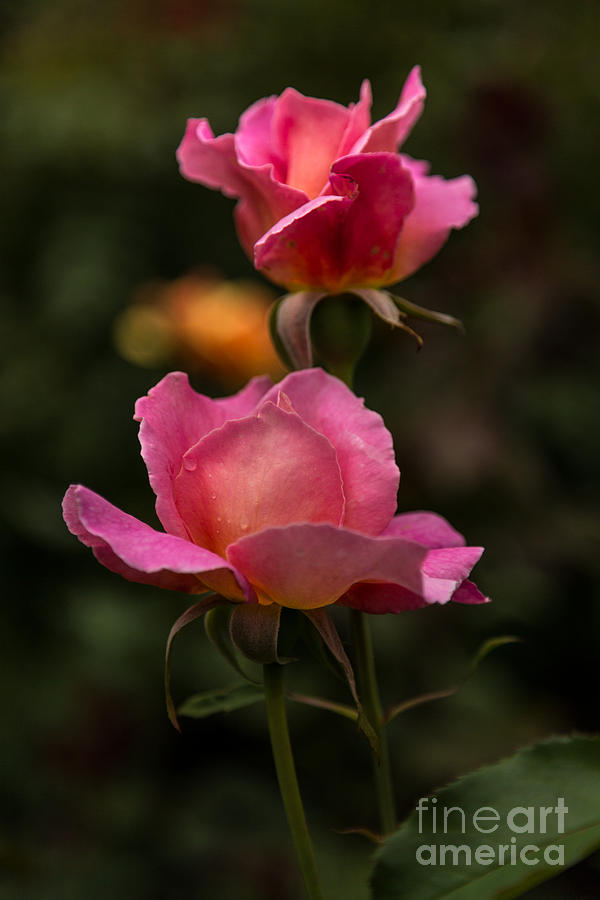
left=350, top=609, right=396, bottom=835
left=332, top=358, right=397, bottom=836
left=263, top=662, right=325, bottom=900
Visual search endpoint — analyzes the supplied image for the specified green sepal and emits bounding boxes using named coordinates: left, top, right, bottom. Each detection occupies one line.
left=299, top=613, right=347, bottom=682
left=164, top=593, right=224, bottom=731
left=268, top=296, right=294, bottom=370
left=390, top=293, right=465, bottom=333
left=303, top=608, right=380, bottom=758
left=204, top=605, right=260, bottom=683
left=230, top=602, right=295, bottom=665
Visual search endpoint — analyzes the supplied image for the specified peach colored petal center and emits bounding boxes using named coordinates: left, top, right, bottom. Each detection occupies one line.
left=173, top=401, right=345, bottom=558
left=274, top=90, right=351, bottom=198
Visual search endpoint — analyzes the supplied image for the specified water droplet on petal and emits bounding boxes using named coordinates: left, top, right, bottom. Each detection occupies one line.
left=183, top=457, right=197, bottom=472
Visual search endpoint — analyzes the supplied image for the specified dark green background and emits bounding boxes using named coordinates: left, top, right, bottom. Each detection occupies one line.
left=1, top=1, right=599, bottom=897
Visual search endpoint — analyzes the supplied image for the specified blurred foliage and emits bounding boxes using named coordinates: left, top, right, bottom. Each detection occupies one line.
left=1, top=0, right=599, bottom=897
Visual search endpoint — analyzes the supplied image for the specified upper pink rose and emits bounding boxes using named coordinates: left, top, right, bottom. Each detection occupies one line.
left=177, top=68, right=478, bottom=293
left=63, top=369, right=486, bottom=612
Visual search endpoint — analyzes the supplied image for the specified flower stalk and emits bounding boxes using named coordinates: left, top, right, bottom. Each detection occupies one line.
left=350, top=609, right=396, bottom=835
left=263, top=663, right=325, bottom=900
left=320, top=306, right=397, bottom=838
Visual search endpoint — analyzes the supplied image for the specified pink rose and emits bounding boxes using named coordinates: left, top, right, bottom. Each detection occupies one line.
left=177, top=68, right=478, bottom=295
left=63, top=369, right=486, bottom=612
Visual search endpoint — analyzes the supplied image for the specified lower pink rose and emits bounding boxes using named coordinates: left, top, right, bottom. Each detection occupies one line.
left=63, top=369, right=487, bottom=612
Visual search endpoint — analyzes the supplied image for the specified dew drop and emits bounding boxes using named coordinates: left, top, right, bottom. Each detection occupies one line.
left=183, top=457, right=197, bottom=472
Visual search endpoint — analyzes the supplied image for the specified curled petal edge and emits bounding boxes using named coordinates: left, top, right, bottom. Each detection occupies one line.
left=63, top=484, right=253, bottom=601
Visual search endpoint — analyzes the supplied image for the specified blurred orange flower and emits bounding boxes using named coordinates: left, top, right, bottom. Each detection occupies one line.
left=114, top=273, right=285, bottom=385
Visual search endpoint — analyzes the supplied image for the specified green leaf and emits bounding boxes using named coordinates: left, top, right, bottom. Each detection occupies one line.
left=371, top=735, right=600, bottom=900
left=179, top=682, right=264, bottom=719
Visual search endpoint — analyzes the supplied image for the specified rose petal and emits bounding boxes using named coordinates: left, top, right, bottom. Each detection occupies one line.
left=254, top=153, right=414, bottom=292
left=354, top=66, right=426, bottom=153
left=337, top=80, right=372, bottom=157
left=339, top=578, right=489, bottom=614
left=385, top=155, right=478, bottom=283
left=330, top=153, right=415, bottom=287
left=339, top=582, right=428, bottom=613
left=134, top=371, right=272, bottom=538
left=262, top=368, right=399, bottom=535
left=339, top=547, right=485, bottom=613
left=254, top=195, right=353, bottom=292
left=272, top=88, right=352, bottom=197
left=176, top=118, right=307, bottom=254
left=227, top=523, right=428, bottom=609
left=63, top=485, right=249, bottom=600
left=173, top=401, right=345, bottom=558
left=451, top=579, right=490, bottom=604
left=254, top=193, right=353, bottom=291
left=422, top=546, right=484, bottom=602
left=382, top=511, right=466, bottom=548
left=235, top=96, right=286, bottom=179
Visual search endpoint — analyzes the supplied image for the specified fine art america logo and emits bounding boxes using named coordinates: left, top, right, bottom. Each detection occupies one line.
left=415, top=797, right=568, bottom=867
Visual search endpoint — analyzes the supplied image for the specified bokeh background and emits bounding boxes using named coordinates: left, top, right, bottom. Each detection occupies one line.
left=2, top=1, right=599, bottom=897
